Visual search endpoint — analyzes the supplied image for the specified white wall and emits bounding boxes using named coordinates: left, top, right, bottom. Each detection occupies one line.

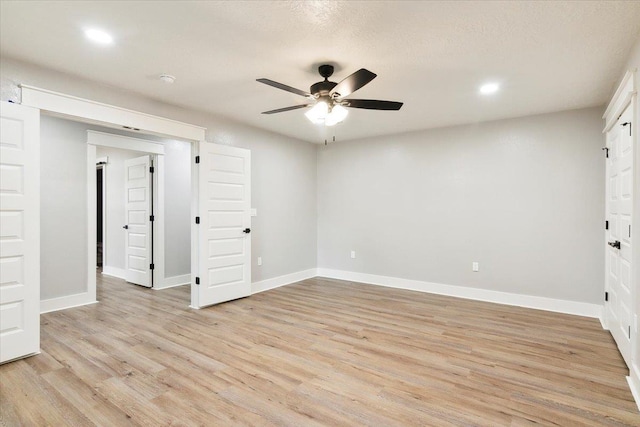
left=162, top=140, right=191, bottom=278
left=2, top=57, right=318, bottom=300
left=39, top=115, right=89, bottom=299
left=318, top=107, right=605, bottom=304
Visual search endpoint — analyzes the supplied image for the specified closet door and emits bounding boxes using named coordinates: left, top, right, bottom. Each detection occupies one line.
left=604, top=104, right=633, bottom=367
left=0, top=102, right=40, bottom=363
left=124, top=155, right=153, bottom=287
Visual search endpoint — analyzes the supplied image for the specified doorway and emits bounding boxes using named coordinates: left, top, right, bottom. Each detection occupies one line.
left=21, top=85, right=252, bottom=311
left=96, top=164, right=104, bottom=268
left=88, top=130, right=193, bottom=292
left=96, top=148, right=158, bottom=288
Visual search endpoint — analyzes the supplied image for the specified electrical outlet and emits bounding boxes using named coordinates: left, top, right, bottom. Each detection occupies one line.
left=472, top=262, right=479, bottom=272
left=257, top=257, right=262, bottom=266
left=350, top=250, right=356, bottom=259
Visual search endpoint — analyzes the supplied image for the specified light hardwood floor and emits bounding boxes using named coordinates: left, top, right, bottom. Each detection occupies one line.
left=1, top=274, right=638, bottom=426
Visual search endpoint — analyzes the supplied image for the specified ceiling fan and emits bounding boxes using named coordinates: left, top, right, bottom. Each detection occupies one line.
left=257, top=65, right=403, bottom=126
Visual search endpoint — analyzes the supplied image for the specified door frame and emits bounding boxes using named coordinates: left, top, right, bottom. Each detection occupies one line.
left=20, top=85, right=205, bottom=308
left=87, top=132, right=165, bottom=291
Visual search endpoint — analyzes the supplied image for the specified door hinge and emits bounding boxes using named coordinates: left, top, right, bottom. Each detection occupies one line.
left=605, top=291, right=609, bottom=302
left=150, top=215, right=155, bottom=222
left=605, top=220, right=609, bottom=230
left=150, top=166, right=155, bottom=173
left=602, top=147, right=609, bottom=158
left=195, top=155, right=200, bottom=164
left=195, top=216, right=200, bottom=224
left=150, top=263, right=155, bottom=270
left=629, top=224, right=632, bottom=238
left=195, top=277, right=200, bottom=285
left=621, top=122, right=631, bottom=137
left=629, top=325, right=632, bottom=339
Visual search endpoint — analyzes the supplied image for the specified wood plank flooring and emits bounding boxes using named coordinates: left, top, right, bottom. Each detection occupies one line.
left=1, top=274, right=639, bottom=426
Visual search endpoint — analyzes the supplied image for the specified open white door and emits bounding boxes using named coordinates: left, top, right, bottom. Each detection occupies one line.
left=124, top=155, right=152, bottom=287
left=605, top=104, right=634, bottom=367
left=195, top=142, right=251, bottom=308
left=0, top=102, right=40, bottom=363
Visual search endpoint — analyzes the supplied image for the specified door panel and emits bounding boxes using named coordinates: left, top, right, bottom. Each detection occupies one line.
left=196, top=143, right=251, bottom=308
left=0, top=102, right=40, bottom=363
left=605, top=105, right=633, bottom=367
left=124, top=155, right=152, bottom=287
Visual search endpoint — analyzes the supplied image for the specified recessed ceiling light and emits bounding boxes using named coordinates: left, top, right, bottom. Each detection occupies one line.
left=84, top=28, right=113, bottom=45
left=479, top=82, right=500, bottom=95
left=159, top=74, right=176, bottom=84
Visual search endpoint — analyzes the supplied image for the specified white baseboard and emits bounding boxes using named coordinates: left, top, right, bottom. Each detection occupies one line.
left=600, top=315, right=608, bottom=330
left=627, top=364, right=640, bottom=411
left=156, top=274, right=190, bottom=290
left=251, top=268, right=317, bottom=294
left=316, top=268, right=603, bottom=319
left=41, top=292, right=97, bottom=314
left=101, top=266, right=126, bottom=280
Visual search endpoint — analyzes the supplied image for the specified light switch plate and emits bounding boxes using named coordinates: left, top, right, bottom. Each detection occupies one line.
left=251, top=208, right=257, bottom=217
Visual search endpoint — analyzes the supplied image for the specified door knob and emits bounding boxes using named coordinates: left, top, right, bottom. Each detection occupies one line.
left=608, top=240, right=621, bottom=249
left=123, top=225, right=129, bottom=229
left=243, top=228, right=251, bottom=234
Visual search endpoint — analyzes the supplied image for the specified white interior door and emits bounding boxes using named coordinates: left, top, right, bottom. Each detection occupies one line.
left=196, top=142, right=251, bottom=308
left=605, top=104, right=634, bottom=367
left=0, top=102, right=40, bottom=363
left=124, top=155, right=152, bottom=287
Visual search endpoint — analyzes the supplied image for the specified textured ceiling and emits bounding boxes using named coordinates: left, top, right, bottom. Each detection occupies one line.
left=1, top=1, right=640, bottom=143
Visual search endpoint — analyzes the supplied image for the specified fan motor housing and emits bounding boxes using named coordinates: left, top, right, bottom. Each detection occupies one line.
left=310, top=80, right=337, bottom=97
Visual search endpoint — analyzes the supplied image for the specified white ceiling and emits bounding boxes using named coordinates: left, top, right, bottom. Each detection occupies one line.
left=2, top=1, right=640, bottom=143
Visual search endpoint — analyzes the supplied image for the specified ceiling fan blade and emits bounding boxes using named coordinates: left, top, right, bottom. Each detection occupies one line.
left=256, top=78, right=311, bottom=98
left=344, top=99, right=403, bottom=110
left=330, top=69, right=377, bottom=98
left=261, top=104, right=311, bottom=114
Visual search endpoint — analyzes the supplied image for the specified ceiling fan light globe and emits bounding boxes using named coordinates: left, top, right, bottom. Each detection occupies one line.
left=325, top=105, right=349, bottom=126
left=305, top=101, right=329, bottom=124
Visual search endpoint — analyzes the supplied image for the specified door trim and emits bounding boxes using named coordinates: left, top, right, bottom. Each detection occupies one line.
left=603, top=71, right=636, bottom=133
left=20, top=85, right=205, bottom=141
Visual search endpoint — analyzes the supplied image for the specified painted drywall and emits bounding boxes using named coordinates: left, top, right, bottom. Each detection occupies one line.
left=2, top=57, right=318, bottom=290
left=39, top=115, right=89, bottom=299
left=162, top=140, right=191, bottom=278
left=95, top=146, right=149, bottom=274
left=318, top=107, right=605, bottom=304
